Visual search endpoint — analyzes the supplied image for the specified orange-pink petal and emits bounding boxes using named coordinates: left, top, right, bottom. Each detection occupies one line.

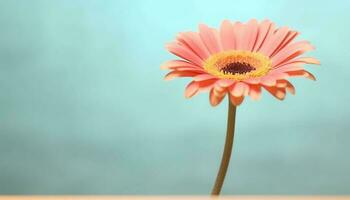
left=243, top=77, right=261, bottom=85
left=229, top=94, right=244, bottom=106
left=233, top=22, right=246, bottom=50
left=248, top=84, right=262, bottom=100
left=216, top=79, right=235, bottom=88
left=184, top=81, right=200, bottom=98
left=160, top=60, right=201, bottom=70
left=272, top=64, right=304, bottom=73
left=275, top=57, right=320, bottom=68
left=260, top=76, right=277, bottom=87
left=285, top=81, right=296, bottom=94
left=271, top=31, right=299, bottom=57
left=254, top=20, right=276, bottom=52
left=241, top=19, right=259, bottom=51
left=230, top=82, right=249, bottom=97
left=198, top=24, right=221, bottom=54
left=209, top=86, right=227, bottom=106
left=173, top=67, right=205, bottom=73
left=276, top=80, right=295, bottom=94
left=263, top=86, right=286, bottom=100
left=286, top=70, right=316, bottom=80
left=197, top=79, right=217, bottom=92
left=193, top=74, right=217, bottom=81
left=164, top=71, right=201, bottom=81
left=177, top=32, right=211, bottom=60
left=166, top=42, right=204, bottom=66
left=259, top=26, right=290, bottom=57
left=271, top=41, right=314, bottom=67
left=276, top=79, right=287, bottom=88
left=220, top=20, right=236, bottom=50
left=265, top=71, right=289, bottom=81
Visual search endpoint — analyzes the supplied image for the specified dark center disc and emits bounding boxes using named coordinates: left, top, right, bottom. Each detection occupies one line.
left=220, top=62, right=255, bottom=74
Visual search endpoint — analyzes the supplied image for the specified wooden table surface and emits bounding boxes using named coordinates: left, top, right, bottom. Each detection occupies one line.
left=0, top=196, right=349, bottom=200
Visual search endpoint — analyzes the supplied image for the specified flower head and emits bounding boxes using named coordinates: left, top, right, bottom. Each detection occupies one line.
left=161, top=19, right=319, bottom=106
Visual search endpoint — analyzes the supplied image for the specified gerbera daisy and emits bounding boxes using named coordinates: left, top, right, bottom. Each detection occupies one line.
left=161, top=19, right=319, bottom=106
left=160, top=19, right=319, bottom=196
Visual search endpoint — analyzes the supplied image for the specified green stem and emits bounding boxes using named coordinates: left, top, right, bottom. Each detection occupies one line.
left=211, top=99, right=237, bottom=195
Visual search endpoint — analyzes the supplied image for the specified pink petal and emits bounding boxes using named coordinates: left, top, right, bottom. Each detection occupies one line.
left=265, top=71, right=289, bottom=80
left=160, top=60, right=201, bottom=70
left=193, top=74, right=217, bottom=82
left=164, top=71, right=201, bottom=81
left=220, top=20, right=236, bottom=50
left=184, top=81, right=200, bottom=98
left=209, top=87, right=227, bottom=106
left=285, top=81, right=296, bottom=94
left=233, top=22, right=246, bottom=50
left=260, top=75, right=277, bottom=86
left=275, top=80, right=295, bottom=94
left=198, top=24, right=221, bottom=54
left=243, top=19, right=259, bottom=51
left=197, top=79, right=217, bottom=92
left=174, top=67, right=205, bottom=73
left=271, top=64, right=304, bottom=73
left=286, top=70, right=316, bottom=80
left=276, top=80, right=295, bottom=95
left=305, top=71, right=316, bottom=80
left=275, top=57, right=320, bottom=68
left=166, top=42, right=204, bottom=66
left=253, top=20, right=276, bottom=52
left=276, top=79, right=288, bottom=88
left=216, top=79, right=235, bottom=87
left=271, top=41, right=314, bottom=67
left=230, top=82, right=249, bottom=97
left=243, top=77, right=261, bottom=84
left=229, top=94, right=244, bottom=106
left=214, top=84, right=226, bottom=93
left=177, top=32, right=211, bottom=60
left=259, top=26, right=290, bottom=57
left=248, top=84, right=262, bottom=100
left=263, top=86, right=286, bottom=100
left=271, top=31, right=299, bottom=57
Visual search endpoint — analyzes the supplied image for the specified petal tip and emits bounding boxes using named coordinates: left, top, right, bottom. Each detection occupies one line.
left=229, top=95, right=244, bottom=106
left=251, top=96, right=261, bottom=101
left=306, top=72, right=316, bottom=81
left=184, top=94, right=192, bottom=99
left=198, top=23, right=208, bottom=30
left=160, top=64, right=168, bottom=70
left=164, top=43, right=172, bottom=50
left=163, top=72, right=175, bottom=81
left=221, top=19, right=231, bottom=23
left=313, top=59, right=321, bottom=65
left=310, top=77, right=317, bottom=81
left=163, top=76, right=172, bottom=81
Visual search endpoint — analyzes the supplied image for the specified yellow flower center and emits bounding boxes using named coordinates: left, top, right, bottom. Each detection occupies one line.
left=203, top=50, right=272, bottom=80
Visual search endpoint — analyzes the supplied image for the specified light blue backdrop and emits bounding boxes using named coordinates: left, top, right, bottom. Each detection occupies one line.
left=0, top=0, right=349, bottom=195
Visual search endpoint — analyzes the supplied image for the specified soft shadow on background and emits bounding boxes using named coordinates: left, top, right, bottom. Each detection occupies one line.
left=0, top=0, right=349, bottom=195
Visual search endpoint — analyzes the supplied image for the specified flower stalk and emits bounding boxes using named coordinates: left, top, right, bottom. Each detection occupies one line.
left=211, top=99, right=236, bottom=195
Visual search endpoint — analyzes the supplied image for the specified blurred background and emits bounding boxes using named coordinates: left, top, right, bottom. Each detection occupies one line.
left=0, top=0, right=349, bottom=195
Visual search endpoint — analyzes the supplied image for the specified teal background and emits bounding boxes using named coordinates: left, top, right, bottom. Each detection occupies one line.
left=0, top=0, right=349, bottom=195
